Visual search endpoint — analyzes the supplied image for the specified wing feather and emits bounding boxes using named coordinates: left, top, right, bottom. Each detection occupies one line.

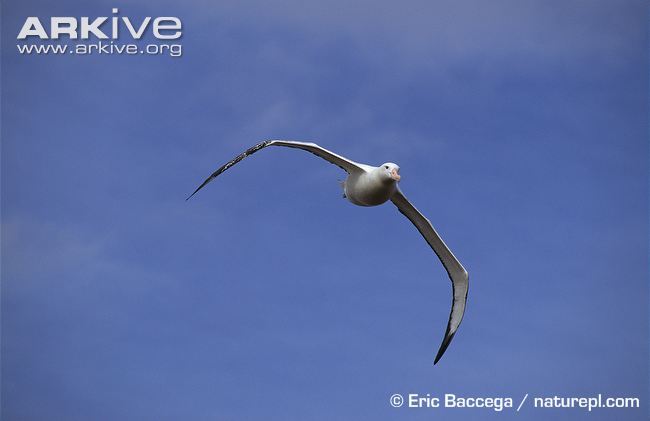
left=187, top=140, right=363, bottom=200
left=390, top=188, right=469, bottom=365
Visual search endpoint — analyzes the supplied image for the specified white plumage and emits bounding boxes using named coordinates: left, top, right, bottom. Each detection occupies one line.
left=188, top=140, right=468, bottom=365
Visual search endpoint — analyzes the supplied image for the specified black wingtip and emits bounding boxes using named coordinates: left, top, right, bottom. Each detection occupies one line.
left=186, top=140, right=274, bottom=202
left=433, top=331, right=456, bottom=365
left=186, top=177, right=214, bottom=201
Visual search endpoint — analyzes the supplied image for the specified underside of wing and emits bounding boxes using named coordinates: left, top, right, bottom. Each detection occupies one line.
left=187, top=140, right=364, bottom=200
left=390, top=188, right=469, bottom=365
left=269, top=140, right=364, bottom=174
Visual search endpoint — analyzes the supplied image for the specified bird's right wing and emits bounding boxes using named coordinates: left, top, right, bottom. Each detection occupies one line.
left=390, top=188, right=469, bottom=365
left=187, top=140, right=364, bottom=200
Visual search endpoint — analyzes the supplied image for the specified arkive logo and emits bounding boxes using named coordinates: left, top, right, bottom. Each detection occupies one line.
left=16, top=8, right=183, bottom=57
left=18, top=8, right=181, bottom=40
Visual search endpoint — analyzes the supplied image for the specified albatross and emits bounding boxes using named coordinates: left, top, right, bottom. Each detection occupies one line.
left=187, top=140, right=468, bottom=365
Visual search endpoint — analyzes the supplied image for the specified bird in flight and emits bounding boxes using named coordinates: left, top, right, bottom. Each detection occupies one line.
left=187, top=140, right=468, bottom=364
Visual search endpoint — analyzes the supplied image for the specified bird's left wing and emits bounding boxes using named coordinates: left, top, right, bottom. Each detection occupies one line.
left=390, top=188, right=469, bottom=365
left=187, top=140, right=364, bottom=200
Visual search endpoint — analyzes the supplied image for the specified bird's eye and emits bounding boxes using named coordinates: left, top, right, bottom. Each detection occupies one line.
left=385, top=165, right=389, bottom=169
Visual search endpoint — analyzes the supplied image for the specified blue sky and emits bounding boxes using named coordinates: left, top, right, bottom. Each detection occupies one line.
left=2, top=0, right=648, bottom=419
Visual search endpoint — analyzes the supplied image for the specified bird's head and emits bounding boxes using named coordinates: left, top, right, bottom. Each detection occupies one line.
left=379, top=162, right=401, bottom=182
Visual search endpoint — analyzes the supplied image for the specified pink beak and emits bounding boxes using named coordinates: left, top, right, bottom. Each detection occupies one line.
left=391, top=168, right=401, bottom=181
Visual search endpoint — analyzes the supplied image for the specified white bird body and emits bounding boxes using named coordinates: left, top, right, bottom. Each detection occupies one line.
left=188, top=140, right=468, bottom=365
left=344, top=165, right=399, bottom=207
